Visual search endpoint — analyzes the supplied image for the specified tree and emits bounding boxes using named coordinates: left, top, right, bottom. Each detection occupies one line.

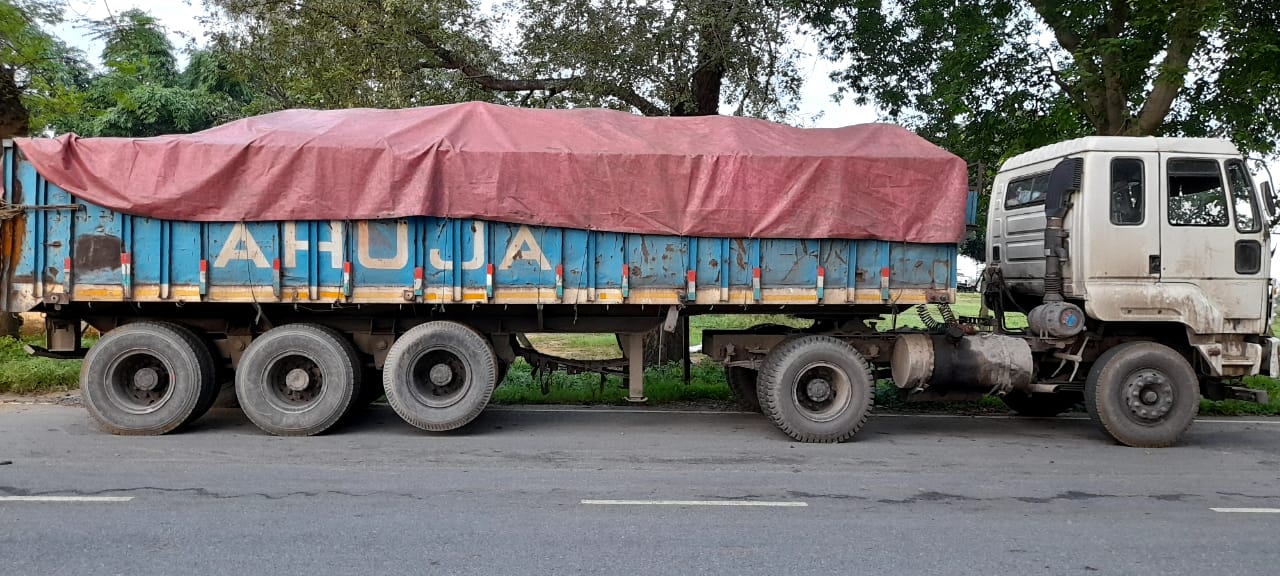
left=205, top=0, right=804, bottom=119
left=798, top=0, right=1280, bottom=258
left=38, top=9, right=247, bottom=137
left=0, top=0, right=64, bottom=138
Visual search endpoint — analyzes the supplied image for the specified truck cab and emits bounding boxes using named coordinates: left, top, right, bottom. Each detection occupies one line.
left=983, top=137, right=1278, bottom=445
left=989, top=137, right=1273, bottom=334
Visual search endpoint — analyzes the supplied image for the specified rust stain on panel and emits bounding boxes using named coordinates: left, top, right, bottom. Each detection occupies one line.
left=74, top=234, right=123, bottom=273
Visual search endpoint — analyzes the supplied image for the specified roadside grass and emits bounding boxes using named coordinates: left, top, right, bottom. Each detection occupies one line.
left=490, top=360, right=733, bottom=405
left=0, top=337, right=80, bottom=394
left=4, top=294, right=1280, bottom=416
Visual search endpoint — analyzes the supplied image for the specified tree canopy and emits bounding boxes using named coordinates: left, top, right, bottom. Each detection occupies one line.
left=205, top=0, right=804, bottom=119
left=0, top=0, right=66, bottom=137
left=798, top=0, right=1280, bottom=166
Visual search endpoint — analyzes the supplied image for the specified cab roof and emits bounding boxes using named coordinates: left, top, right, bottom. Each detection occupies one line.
left=1001, top=137, right=1240, bottom=172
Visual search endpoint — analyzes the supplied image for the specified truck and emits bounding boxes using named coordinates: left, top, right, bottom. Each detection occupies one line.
left=2, top=103, right=1275, bottom=447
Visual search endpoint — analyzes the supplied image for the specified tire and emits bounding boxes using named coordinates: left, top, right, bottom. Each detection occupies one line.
left=383, top=321, right=497, bottom=432
left=234, top=324, right=361, bottom=436
left=1000, top=391, right=1082, bottom=417
left=756, top=335, right=874, bottom=443
left=80, top=322, right=217, bottom=435
left=725, top=366, right=761, bottom=412
left=1084, top=341, right=1199, bottom=448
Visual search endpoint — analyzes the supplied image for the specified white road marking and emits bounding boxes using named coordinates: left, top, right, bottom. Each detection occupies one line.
left=0, top=496, right=133, bottom=502
left=581, top=499, right=807, bottom=507
left=1210, top=507, right=1280, bottom=514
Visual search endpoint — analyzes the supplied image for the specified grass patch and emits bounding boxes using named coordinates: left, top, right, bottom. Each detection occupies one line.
left=491, top=358, right=732, bottom=405
left=0, top=337, right=81, bottom=394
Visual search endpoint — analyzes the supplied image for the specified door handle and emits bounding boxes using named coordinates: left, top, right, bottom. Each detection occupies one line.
left=1149, top=255, right=1161, bottom=275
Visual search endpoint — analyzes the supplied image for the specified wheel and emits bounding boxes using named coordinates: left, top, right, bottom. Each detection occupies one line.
left=234, top=324, right=361, bottom=436
left=80, top=322, right=217, bottom=435
left=1084, top=342, right=1199, bottom=447
left=725, top=366, right=761, bottom=412
left=383, top=321, right=497, bottom=432
left=756, top=335, right=874, bottom=443
left=1000, top=390, right=1082, bottom=417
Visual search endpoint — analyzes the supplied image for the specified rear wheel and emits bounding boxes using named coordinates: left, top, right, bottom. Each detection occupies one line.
left=383, top=321, right=497, bottom=432
left=1000, top=391, right=1081, bottom=417
left=235, top=324, right=361, bottom=436
left=757, top=336, right=874, bottom=443
left=1085, top=342, right=1199, bottom=447
left=725, top=367, right=761, bottom=412
left=80, top=322, right=217, bottom=435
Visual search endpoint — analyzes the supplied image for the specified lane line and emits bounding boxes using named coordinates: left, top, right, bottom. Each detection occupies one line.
left=581, top=499, right=807, bottom=507
left=0, top=496, right=133, bottom=502
left=1211, top=507, right=1280, bottom=514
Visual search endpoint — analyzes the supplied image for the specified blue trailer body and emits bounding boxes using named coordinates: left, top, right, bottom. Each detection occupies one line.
left=2, top=140, right=959, bottom=315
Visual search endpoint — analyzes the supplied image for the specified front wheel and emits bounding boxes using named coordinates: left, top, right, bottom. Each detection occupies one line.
left=1084, top=342, right=1199, bottom=447
left=756, top=336, right=874, bottom=443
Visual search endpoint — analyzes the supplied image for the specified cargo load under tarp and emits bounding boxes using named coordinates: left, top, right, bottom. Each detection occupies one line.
left=13, top=102, right=968, bottom=243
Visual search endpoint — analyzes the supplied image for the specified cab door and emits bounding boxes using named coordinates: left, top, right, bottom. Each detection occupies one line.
left=1085, top=154, right=1161, bottom=284
left=1158, top=156, right=1267, bottom=325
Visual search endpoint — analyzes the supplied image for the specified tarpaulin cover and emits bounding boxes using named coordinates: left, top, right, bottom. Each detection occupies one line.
left=14, top=102, right=969, bottom=243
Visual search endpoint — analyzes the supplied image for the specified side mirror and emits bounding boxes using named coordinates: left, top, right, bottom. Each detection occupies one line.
left=1262, top=181, right=1279, bottom=226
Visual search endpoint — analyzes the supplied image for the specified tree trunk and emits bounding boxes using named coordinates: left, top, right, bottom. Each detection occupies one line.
left=0, top=314, right=22, bottom=340
left=0, top=67, right=30, bottom=139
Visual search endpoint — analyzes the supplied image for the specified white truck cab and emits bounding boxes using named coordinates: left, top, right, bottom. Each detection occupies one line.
left=980, top=137, right=1278, bottom=446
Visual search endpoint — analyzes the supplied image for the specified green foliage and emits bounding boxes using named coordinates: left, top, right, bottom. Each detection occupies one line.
left=206, top=0, right=805, bottom=119
left=0, top=0, right=66, bottom=136
left=31, top=8, right=249, bottom=137
left=0, top=337, right=79, bottom=394
left=93, top=8, right=177, bottom=84
left=796, top=0, right=1280, bottom=173
left=491, top=359, right=734, bottom=405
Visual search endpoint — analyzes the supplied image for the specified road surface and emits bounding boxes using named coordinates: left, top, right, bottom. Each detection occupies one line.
left=1, top=403, right=1278, bottom=575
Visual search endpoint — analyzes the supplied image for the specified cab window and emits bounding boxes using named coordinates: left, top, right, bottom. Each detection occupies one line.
left=1004, top=172, right=1050, bottom=209
left=1167, top=158, right=1228, bottom=227
left=1110, top=158, right=1144, bottom=225
left=1225, top=159, right=1261, bottom=233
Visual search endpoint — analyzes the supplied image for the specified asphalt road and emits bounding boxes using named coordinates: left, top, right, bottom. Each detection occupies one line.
left=1, top=402, right=1278, bottom=576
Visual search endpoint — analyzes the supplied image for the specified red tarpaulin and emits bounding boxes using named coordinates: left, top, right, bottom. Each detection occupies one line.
left=14, top=102, right=969, bottom=243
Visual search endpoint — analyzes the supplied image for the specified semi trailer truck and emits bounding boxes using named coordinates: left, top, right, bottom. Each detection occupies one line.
left=2, top=102, right=1275, bottom=447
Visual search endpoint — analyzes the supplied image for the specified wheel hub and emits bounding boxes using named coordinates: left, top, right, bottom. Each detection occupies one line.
left=429, top=364, right=454, bottom=386
left=806, top=379, right=833, bottom=403
left=267, top=355, right=323, bottom=407
left=1124, top=369, right=1175, bottom=421
left=284, top=368, right=312, bottom=391
left=792, top=362, right=851, bottom=423
left=133, top=367, right=160, bottom=391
